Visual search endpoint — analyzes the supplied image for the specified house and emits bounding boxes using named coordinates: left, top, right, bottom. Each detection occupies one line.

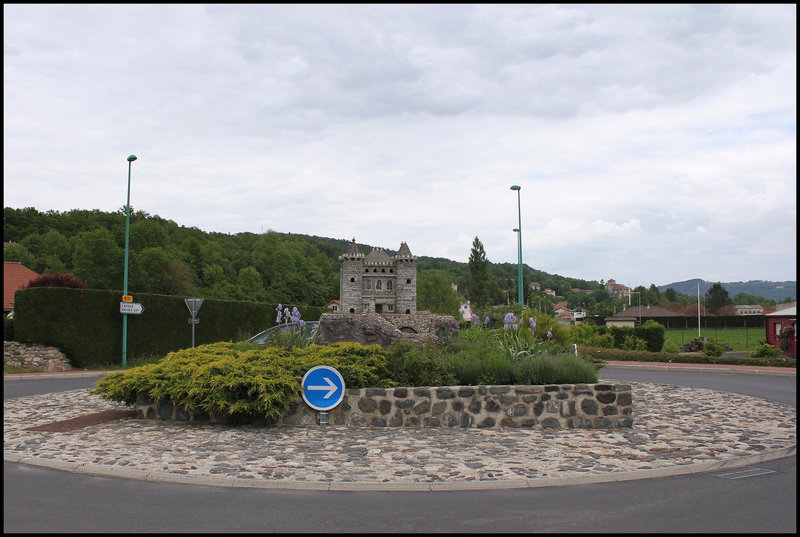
left=765, top=307, right=796, bottom=356
left=324, top=300, right=340, bottom=312
left=604, top=279, right=630, bottom=300
left=734, top=305, right=764, bottom=316
left=4, top=261, right=39, bottom=317
left=604, top=304, right=684, bottom=327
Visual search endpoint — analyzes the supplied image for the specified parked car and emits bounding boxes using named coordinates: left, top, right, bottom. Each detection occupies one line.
left=246, top=321, right=320, bottom=345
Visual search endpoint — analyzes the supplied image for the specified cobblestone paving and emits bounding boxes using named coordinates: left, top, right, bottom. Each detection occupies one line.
left=4, top=382, right=795, bottom=484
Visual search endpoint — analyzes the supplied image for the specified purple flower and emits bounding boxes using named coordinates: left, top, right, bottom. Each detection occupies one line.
left=546, top=329, right=552, bottom=339
left=484, top=317, right=489, bottom=327
left=529, top=318, right=536, bottom=330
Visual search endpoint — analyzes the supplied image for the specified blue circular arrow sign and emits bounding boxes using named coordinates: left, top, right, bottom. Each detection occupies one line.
left=301, top=365, right=345, bottom=411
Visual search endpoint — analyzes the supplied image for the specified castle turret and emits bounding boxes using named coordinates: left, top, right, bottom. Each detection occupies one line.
left=394, top=242, right=417, bottom=314
left=338, top=238, right=364, bottom=314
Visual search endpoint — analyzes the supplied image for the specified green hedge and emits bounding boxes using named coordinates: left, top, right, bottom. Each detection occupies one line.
left=12, top=287, right=328, bottom=368
left=579, top=346, right=795, bottom=368
left=3, top=317, right=14, bottom=341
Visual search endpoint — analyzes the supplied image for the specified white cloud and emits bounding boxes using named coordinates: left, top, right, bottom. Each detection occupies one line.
left=3, top=4, right=796, bottom=288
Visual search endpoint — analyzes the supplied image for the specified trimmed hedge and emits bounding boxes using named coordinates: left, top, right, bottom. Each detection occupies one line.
left=12, top=287, right=328, bottom=368
left=579, top=345, right=796, bottom=368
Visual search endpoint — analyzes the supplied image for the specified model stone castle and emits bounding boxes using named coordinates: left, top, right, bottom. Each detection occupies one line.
left=338, top=238, right=417, bottom=314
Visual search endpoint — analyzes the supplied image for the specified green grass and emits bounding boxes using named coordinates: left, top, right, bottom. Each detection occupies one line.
left=4, top=365, right=42, bottom=374
left=663, top=327, right=766, bottom=351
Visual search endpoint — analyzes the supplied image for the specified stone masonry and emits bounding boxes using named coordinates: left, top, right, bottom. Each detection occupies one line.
left=315, top=312, right=460, bottom=347
left=136, top=383, right=634, bottom=430
left=3, top=341, right=73, bottom=371
left=338, top=239, right=417, bottom=315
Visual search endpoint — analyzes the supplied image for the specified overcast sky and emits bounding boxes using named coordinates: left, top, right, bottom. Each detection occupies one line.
left=4, top=4, right=796, bottom=288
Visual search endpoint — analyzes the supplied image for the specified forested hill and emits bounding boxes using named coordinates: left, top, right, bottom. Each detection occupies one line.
left=658, top=279, right=796, bottom=302
left=6, top=207, right=793, bottom=307
left=4, top=207, right=599, bottom=307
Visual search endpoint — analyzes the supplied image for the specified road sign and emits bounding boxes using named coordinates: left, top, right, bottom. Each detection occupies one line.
left=184, top=298, right=203, bottom=316
left=302, top=365, right=345, bottom=411
left=120, top=302, right=144, bottom=315
left=122, top=295, right=133, bottom=302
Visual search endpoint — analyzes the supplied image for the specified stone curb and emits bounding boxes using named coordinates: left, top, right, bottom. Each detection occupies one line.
left=5, top=446, right=795, bottom=492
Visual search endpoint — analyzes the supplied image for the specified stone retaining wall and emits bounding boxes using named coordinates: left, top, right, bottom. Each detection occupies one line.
left=3, top=341, right=73, bottom=371
left=136, top=383, right=633, bottom=430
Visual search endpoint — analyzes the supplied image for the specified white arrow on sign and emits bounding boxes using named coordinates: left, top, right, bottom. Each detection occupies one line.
left=306, top=376, right=338, bottom=399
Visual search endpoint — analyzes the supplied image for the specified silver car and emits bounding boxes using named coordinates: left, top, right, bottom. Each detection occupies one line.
left=246, top=321, right=320, bottom=345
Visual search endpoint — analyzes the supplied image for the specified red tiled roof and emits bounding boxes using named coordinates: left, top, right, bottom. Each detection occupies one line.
left=4, top=262, right=39, bottom=311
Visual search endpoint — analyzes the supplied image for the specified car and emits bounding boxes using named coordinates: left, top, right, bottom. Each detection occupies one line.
left=246, top=321, right=320, bottom=345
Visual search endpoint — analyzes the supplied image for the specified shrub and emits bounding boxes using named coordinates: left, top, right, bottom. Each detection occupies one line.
left=385, top=340, right=457, bottom=387
left=91, top=341, right=395, bottom=422
left=512, top=354, right=598, bottom=385
left=3, top=317, right=14, bottom=341
left=749, top=343, right=781, bottom=359
left=702, top=339, right=726, bottom=358
left=26, top=273, right=86, bottom=289
left=661, top=339, right=681, bottom=354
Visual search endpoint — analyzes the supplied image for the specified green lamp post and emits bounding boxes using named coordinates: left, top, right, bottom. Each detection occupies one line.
left=122, top=154, right=137, bottom=367
left=510, top=185, right=523, bottom=305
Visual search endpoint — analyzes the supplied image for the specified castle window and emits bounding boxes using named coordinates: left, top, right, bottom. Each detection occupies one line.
left=364, top=281, right=371, bottom=290
left=350, top=277, right=355, bottom=282
left=381, top=269, right=385, bottom=273
left=376, top=280, right=382, bottom=290
left=405, top=309, right=411, bottom=314
left=365, top=268, right=369, bottom=273
left=387, top=280, right=392, bottom=290
left=390, top=269, right=393, bottom=273
left=388, top=304, right=395, bottom=312
left=373, top=269, right=377, bottom=273
left=406, top=279, right=411, bottom=284
left=349, top=308, right=355, bottom=313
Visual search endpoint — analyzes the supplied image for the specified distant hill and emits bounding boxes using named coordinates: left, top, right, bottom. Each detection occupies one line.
left=657, top=279, right=796, bottom=302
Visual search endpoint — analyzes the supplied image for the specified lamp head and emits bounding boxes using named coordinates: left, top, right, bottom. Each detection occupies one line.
left=510, top=185, right=521, bottom=191
left=513, top=228, right=519, bottom=232
left=127, top=154, right=138, bottom=162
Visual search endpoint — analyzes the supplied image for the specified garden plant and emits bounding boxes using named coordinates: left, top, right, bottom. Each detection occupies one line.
left=92, top=309, right=603, bottom=423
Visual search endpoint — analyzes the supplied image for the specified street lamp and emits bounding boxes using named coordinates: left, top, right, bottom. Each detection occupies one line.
left=122, top=154, right=137, bottom=367
left=510, top=185, right=523, bottom=305
left=630, top=290, right=642, bottom=325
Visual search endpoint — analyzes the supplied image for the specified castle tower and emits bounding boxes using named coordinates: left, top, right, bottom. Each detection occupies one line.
left=338, top=238, right=364, bottom=314
left=394, top=242, right=417, bottom=314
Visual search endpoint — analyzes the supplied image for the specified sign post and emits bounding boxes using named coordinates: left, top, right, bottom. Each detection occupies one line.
left=184, top=298, right=204, bottom=347
left=301, top=365, right=345, bottom=425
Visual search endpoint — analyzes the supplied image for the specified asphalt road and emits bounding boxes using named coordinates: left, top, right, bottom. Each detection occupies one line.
left=4, top=368, right=797, bottom=533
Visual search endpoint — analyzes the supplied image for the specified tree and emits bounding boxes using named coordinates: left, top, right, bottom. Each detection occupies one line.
left=417, top=269, right=462, bottom=317
left=71, top=228, right=123, bottom=290
left=468, top=237, right=490, bottom=309
left=26, top=273, right=86, bottom=289
left=704, top=282, right=732, bottom=314
left=664, top=288, right=678, bottom=303
left=3, top=242, right=36, bottom=268
left=646, top=284, right=661, bottom=305
left=130, top=247, right=174, bottom=294
left=237, top=266, right=267, bottom=302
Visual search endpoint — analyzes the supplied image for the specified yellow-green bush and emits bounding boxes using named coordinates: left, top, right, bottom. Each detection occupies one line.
left=91, top=341, right=394, bottom=421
